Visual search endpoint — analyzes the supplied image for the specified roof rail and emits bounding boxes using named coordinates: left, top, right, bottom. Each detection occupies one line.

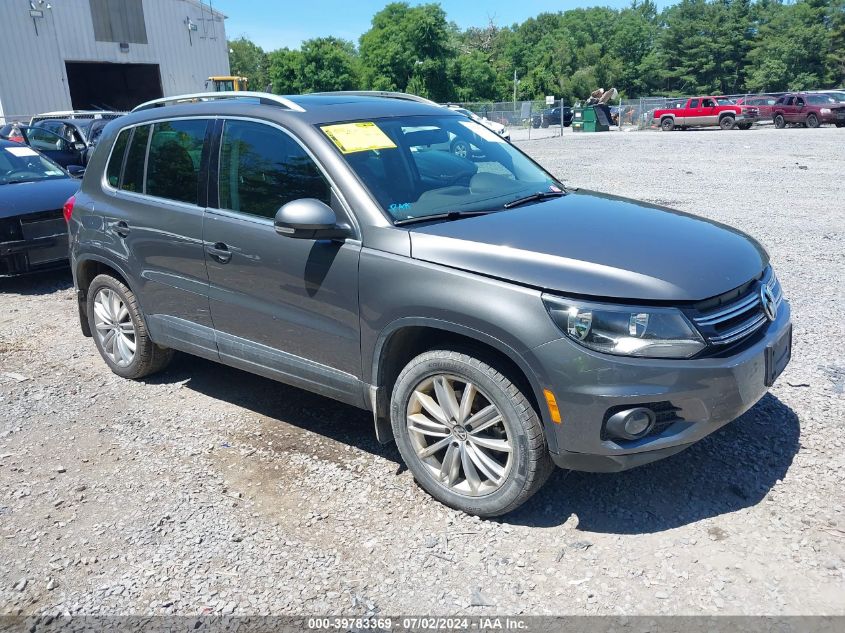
left=309, top=91, right=441, bottom=107
left=131, top=92, right=306, bottom=113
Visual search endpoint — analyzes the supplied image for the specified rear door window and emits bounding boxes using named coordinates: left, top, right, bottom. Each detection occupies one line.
left=106, top=128, right=131, bottom=188
left=688, top=99, right=699, bottom=108
left=145, top=120, right=207, bottom=205
left=218, top=120, right=330, bottom=219
left=121, top=125, right=150, bottom=194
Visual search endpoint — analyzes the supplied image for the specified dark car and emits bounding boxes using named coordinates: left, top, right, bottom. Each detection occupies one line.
left=67, top=91, right=791, bottom=517
left=0, top=140, right=79, bottom=276
left=532, top=106, right=573, bottom=128
left=33, top=117, right=114, bottom=149
left=18, top=126, right=88, bottom=170
left=772, top=92, right=845, bottom=128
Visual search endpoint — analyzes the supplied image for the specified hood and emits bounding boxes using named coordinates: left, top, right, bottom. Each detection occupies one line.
left=0, top=178, right=80, bottom=220
left=408, top=190, right=768, bottom=302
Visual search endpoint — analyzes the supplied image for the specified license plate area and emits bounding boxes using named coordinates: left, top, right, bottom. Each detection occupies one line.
left=765, top=325, right=792, bottom=387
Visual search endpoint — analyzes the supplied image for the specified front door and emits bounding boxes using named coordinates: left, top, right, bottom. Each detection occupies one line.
left=203, top=119, right=363, bottom=404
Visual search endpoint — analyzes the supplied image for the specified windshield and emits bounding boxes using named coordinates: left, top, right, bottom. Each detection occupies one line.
left=716, top=97, right=736, bottom=105
left=808, top=94, right=837, bottom=105
left=320, top=115, right=560, bottom=223
left=0, top=145, right=67, bottom=185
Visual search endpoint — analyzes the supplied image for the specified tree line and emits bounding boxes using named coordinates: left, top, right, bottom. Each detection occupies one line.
left=228, top=0, right=845, bottom=104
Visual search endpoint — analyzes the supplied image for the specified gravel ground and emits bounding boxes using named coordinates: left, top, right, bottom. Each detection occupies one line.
left=1, top=126, right=844, bottom=618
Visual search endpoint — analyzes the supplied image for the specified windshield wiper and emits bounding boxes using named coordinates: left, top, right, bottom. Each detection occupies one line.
left=394, top=210, right=495, bottom=227
left=503, top=190, right=566, bottom=209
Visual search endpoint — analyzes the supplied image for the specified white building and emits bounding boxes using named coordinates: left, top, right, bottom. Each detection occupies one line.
left=0, top=0, right=230, bottom=120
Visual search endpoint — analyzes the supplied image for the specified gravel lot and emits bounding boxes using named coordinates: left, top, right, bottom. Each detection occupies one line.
left=1, top=126, right=844, bottom=618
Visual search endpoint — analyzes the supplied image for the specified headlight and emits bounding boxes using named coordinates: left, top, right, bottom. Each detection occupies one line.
left=543, top=295, right=706, bottom=359
left=820, top=108, right=832, bottom=115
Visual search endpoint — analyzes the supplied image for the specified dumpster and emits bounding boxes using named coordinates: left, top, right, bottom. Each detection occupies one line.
left=572, top=105, right=610, bottom=132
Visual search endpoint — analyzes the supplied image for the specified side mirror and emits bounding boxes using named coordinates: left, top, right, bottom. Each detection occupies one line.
left=67, top=165, right=85, bottom=178
left=74, top=142, right=86, bottom=151
left=274, top=198, right=350, bottom=240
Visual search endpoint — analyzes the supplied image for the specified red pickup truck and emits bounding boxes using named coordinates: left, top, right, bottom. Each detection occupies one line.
left=653, top=96, right=759, bottom=131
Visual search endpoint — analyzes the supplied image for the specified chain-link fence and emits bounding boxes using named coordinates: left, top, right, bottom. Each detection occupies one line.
left=448, top=100, right=574, bottom=140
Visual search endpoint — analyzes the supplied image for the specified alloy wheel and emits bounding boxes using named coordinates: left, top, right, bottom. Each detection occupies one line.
left=406, top=374, right=513, bottom=497
left=93, top=287, right=136, bottom=367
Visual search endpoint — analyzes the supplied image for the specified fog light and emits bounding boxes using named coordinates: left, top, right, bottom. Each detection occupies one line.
left=606, top=407, right=656, bottom=440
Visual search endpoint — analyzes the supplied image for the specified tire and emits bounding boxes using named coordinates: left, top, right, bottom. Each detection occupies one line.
left=660, top=117, right=674, bottom=132
left=719, top=116, right=735, bottom=130
left=806, top=113, right=820, bottom=128
left=836, top=122, right=845, bottom=128
left=738, top=122, right=752, bottom=130
left=450, top=140, right=471, bottom=159
left=87, top=274, right=173, bottom=380
left=390, top=350, right=553, bottom=517
left=541, top=120, right=550, bottom=129
left=774, top=114, right=786, bottom=129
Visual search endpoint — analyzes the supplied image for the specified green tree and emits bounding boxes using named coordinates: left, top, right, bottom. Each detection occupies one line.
left=267, top=48, right=303, bottom=94
left=228, top=37, right=269, bottom=91
left=299, top=37, right=360, bottom=92
left=359, top=3, right=454, bottom=100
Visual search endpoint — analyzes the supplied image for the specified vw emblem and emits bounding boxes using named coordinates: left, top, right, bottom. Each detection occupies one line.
left=760, top=285, right=778, bottom=322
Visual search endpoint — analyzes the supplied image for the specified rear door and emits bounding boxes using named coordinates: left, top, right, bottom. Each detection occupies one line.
left=97, top=118, right=217, bottom=359
left=203, top=119, right=363, bottom=403
left=681, top=99, right=699, bottom=125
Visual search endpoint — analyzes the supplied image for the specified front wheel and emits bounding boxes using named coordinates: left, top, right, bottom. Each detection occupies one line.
left=719, top=116, right=735, bottom=130
left=774, top=114, right=786, bottom=129
left=390, top=350, right=552, bottom=517
left=806, top=113, right=820, bottom=128
left=87, top=274, right=173, bottom=380
left=451, top=140, right=470, bottom=159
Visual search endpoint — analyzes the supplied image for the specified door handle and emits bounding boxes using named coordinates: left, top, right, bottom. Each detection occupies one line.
left=206, top=242, right=232, bottom=264
left=114, top=221, right=131, bottom=238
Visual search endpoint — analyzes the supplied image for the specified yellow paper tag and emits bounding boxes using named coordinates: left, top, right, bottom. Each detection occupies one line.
left=321, top=122, right=397, bottom=154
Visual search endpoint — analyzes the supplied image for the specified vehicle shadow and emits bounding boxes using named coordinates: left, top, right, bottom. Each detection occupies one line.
left=150, top=355, right=798, bottom=534
left=0, top=267, right=72, bottom=295
left=148, top=353, right=403, bottom=464
left=506, top=393, right=800, bottom=534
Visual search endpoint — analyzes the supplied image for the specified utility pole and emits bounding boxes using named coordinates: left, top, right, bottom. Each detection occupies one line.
left=513, top=69, right=517, bottom=108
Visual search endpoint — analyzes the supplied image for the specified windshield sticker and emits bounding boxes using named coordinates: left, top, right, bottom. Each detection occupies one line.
left=5, top=146, right=39, bottom=158
left=389, top=202, right=413, bottom=213
left=321, top=122, right=397, bottom=154
left=458, top=120, right=505, bottom=144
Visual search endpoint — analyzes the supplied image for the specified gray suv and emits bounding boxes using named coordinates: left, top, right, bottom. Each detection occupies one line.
left=66, top=91, right=792, bottom=517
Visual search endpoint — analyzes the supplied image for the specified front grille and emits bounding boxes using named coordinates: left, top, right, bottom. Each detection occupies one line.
left=19, top=209, right=64, bottom=240
left=692, top=269, right=782, bottom=347
left=0, top=218, right=23, bottom=242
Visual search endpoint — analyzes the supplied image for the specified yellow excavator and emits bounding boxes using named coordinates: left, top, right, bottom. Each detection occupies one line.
left=206, top=76, right=249, bottom=92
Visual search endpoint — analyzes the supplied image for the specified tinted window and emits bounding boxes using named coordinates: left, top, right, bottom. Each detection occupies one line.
left=121, top=125, right=150, bottom=194
left=146, top=120, right=207, bottom=205
left=106, top=129, right=131, bottom=188
left=688, top=99, right=699, bottom=108
left=219, top=120, right=330, bottom=219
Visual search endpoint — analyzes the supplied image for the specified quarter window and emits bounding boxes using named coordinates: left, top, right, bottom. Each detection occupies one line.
left=121, top=125, right=150, bottom=194
left=218, top=120, right=330, bottom=219
left=106, top=128, right=131, bottom=188
left=145, top=120, right=207, bottom=205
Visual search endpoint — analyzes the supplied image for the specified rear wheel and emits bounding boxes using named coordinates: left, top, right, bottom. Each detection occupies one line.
left=719, top=116, right=735, bottom=130
left=661, top=117, right=674, bottom=132
left=774, top=114, right=786, bottom=129
left=806, top=113, right=820, bottom=128
left=87, top=274, right=173, bottom=380
left=390, top=350, right=552, bottom=517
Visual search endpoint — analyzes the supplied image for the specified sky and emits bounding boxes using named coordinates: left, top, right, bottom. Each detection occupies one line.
left=210, top=0, right=671, bottom=52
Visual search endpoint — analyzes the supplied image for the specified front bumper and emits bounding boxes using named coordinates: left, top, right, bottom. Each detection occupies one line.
left=0, top=234, right=69, bottom=276
left=531, top=301, right=792, bottom=472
